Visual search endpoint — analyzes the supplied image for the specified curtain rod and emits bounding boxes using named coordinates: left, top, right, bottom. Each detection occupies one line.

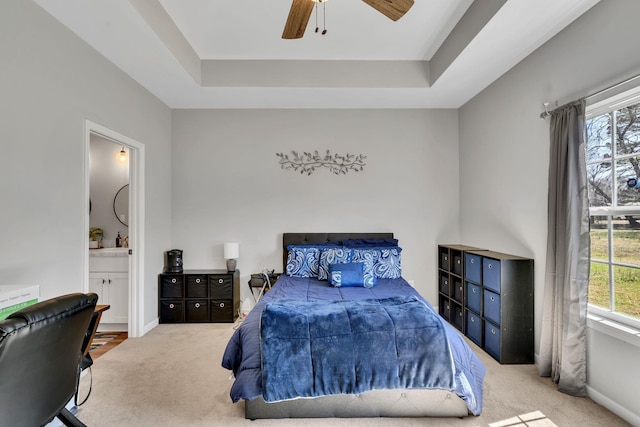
left=540, top=72, right=640, bottom=119
left=585, top=73, right=640, bottom=100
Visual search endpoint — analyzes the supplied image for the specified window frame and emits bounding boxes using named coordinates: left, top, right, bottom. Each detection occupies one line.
left=586, top=87, right=640, bottom=332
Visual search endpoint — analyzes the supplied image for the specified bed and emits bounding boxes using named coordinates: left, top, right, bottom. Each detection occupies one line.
left=222, top=233, right=485, bottom=419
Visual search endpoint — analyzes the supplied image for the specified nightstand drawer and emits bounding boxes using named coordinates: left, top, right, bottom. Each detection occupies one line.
left=159, top=275, right=184, bottom=298
left=160, top=300, right=184, bottom=323
left=465, top=253, right=482, bottom=283
left=185, top=275, right=208, bottom=298
left=210, top=275, right=233, bottom=299
left=211, top=299, right=234, bottom=322
left=466, top=282, right=481, bottom=313
left=483, top=258, right=501, bottom=293
left=186, top=299, right=209, bottom=322
left=483, top=289, right=501, bottom=325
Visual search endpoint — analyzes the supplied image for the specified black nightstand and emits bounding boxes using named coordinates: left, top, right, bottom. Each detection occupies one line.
left=158, top=269, right=240, bottom=323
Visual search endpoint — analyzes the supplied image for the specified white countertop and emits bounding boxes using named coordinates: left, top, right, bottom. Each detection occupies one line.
left=89, top=248, right=129, bottom=257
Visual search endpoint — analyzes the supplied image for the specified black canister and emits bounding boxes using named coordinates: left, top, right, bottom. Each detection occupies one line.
left=164, top=249, right=183, bottom=273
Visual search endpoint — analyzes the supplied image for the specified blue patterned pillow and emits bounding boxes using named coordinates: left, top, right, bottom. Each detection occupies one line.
left=328, top=262, right=375, bottom=288
left=351, top=247, right=402, bottom=279
left=317, top=247, right=351, bottom=281
left=286, top=246, right=322, bottom=277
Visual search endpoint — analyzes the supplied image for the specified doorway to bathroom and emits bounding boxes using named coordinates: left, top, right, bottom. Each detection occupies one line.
left=89, top=134, right=129, bottom=332
left=84, top=120, right=145, bottom=338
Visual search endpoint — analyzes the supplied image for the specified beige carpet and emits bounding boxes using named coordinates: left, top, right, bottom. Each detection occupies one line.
left=76, top=323, right=630, bottom=427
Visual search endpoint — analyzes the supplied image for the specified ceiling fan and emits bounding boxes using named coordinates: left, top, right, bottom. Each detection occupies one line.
left=282, top=0, right=415, bottom=39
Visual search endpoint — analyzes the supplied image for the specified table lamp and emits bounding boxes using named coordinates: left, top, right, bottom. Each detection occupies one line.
left=224, top=242, right=239, bottom=272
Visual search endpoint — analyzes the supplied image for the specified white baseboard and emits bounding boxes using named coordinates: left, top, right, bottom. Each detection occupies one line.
left=143, top=318, right=159, bottom=336
left=532, top=357, right=638, bottom=426
left=587, top=385, right=640, bottom=426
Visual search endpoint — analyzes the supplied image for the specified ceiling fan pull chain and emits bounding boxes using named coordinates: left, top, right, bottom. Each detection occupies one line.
left=322, top=1, right=327, bottom=35
left=312, top=0, right=327, bottom=36
left=315, top=2, right=319, bottom=33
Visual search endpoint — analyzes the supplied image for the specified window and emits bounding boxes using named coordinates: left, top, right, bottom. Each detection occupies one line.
left=586, top=91, right=640, bottom=329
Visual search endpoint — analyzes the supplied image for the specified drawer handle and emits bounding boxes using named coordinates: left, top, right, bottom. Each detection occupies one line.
left=472, top=288, right=477, bottom=293
left=446, top=304, right=449, bottom=310
left=195, top=303, right=200, bottom=308
left=470, top=259, right=474, bottom=264
left=220, top=302, right=225, bottom=308
left=491, top=328, right=496, bottom=335
left=491, top=296, right=495, bottom=302
left=457, top=259, right=461, bottom=265
left=444, top=256, right=448, bottom=261
left=196, top=278, right=201, bottom=284
left=444, top=280, right=448, bottom=285
left=169, top=303, right=175, bottom=309
left=459, top=286, right=463, bottom=292
left=171, top=278, right=176, bottom=284
left=470, top=317, right=475, bottom=323
left=459, top=312, right=463, bottom=317
left=488, top=263, right=493, bottom=269
left=218, top=279, right=224, bottom=284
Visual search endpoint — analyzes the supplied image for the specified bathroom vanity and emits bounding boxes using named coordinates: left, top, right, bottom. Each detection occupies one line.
left=89, top=248, right=129, bottom=328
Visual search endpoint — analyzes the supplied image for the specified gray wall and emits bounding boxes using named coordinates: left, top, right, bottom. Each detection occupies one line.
left=459, top=0, right=640, bottom=423
left=171, top=109, right=461, bottom=306
left=0, top=1, right=172, bottom=331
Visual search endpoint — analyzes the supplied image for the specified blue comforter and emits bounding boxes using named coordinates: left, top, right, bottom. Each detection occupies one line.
left=221, top=275, right=485, bottom=415
left=260, top=296, right=455, bottom=402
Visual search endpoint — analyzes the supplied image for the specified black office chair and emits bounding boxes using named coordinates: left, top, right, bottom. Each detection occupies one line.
left=0, top=292, right=98, bottom=427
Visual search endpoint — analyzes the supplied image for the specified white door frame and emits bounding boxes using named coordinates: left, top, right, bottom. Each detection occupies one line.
left=84, top=120, right=145, bottom=338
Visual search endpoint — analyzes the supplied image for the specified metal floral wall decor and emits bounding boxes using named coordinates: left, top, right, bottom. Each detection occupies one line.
left=276, top=150, right=366, bottom=175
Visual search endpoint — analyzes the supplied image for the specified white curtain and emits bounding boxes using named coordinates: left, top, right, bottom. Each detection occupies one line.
left=538, top=100, right=590, bottom=396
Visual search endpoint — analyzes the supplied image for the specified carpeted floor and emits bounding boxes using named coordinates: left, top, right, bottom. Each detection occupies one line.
left=76, top=324, right=631, bottom=427
left=488, top=410, right=557, bottom=427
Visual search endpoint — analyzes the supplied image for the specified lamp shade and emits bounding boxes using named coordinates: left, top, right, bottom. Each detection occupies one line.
left=224, top=242, right=239, bottom=259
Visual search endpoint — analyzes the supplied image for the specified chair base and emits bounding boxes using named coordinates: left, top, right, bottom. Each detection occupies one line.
left=57, top=407, right=87, bottom=427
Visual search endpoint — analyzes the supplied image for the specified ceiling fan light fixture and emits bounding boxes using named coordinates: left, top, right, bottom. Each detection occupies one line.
left=284, top=0, right=412, bottom=39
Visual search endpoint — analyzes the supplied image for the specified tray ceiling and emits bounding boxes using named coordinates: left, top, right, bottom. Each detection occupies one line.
left=34, top=0, right=601, bottom=108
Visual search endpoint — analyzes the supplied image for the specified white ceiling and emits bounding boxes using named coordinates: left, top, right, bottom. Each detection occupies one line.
left=34, top=0, right=601, bottom=109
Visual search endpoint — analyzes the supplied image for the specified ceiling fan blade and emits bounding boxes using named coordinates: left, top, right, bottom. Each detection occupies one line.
left=362, top=0, right=414, bottom=21
left=282, top=0, right=315, bottom=39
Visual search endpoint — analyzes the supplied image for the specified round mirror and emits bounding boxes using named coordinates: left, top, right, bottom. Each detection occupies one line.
left=113, top=184, right=129, bottom=227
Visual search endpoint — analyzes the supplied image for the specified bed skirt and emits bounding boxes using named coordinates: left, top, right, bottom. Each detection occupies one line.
left=245, top=388, right=469, bottom=419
